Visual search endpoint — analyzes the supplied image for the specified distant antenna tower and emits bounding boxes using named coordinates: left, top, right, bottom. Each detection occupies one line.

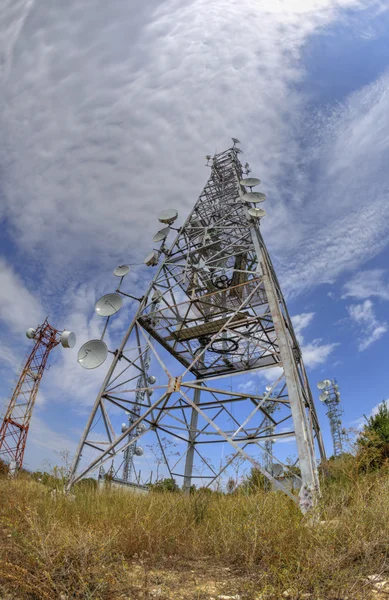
left=121, top=292, right=160, bottom=483
left=317, top=379, right=344, bottom=457
left=68, top=140, right=325, bottom=512
left=0, top=319, right=76, bottom=473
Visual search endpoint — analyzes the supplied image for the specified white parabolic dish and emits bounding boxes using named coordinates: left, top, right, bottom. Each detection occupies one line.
left=317, top=381, right=326, bottom=390
left=248, top=207, right=266, bottom=219
left=242, top=192, right=266, bottom=204
left=113, top=265, right=130, bottom=277
left=153, top=227, right=170, bottom=243
left=26, top=328, right=36, bottom=339
left=240, top=177, right=261, bottom=188
left=77, top=339, right=108, bottom=369
left=158, top=209, right=178, bottom=225
left=95, top=293, right=123, bottom=317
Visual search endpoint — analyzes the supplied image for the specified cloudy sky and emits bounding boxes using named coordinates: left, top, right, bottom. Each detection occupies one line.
left=1, top=0, right=389, bottom=473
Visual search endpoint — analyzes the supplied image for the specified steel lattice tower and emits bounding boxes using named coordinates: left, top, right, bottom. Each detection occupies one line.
left=0, top=320, right=60, bottom=471
left=68, top=143, right=325, bottom=511
left=318, top=380, right=344, bottom=457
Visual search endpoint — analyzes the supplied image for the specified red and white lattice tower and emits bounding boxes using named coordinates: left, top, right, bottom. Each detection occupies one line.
left=0, top=319, right=75, bottom=472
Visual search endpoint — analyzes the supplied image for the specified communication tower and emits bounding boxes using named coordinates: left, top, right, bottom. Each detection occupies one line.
left=317, top=379, right=344, bottom=457
left=68, top=141, right=325, bottom=511
left=0, top=319, right=76, bottom=472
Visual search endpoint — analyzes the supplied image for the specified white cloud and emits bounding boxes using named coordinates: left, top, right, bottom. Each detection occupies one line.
left=291, top=312, right=338, bottom=368
left=291, top=312, right=315, bottom=344
left=280, top=72, right=389, bottom=297
left=347, top=299, right=388, bottom=351
left=0, top=258, right=44, bottom=334
left=0, top=0, right=386, bottom=289
left=342, top=269, right=389, bottom=300
left=301, top=340, right=339, bottom=369
left=25, top=413, right=77, bottom=472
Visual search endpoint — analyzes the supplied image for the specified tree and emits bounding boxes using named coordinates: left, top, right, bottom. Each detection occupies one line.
left=238, top=467, right=266, bottom=494
left=357, top=401, right=389, bottom=471
left=150, top=477, right=180, bottom=493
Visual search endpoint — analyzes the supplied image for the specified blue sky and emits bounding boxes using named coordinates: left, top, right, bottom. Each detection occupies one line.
left=0, top=0, right=389, bottom=477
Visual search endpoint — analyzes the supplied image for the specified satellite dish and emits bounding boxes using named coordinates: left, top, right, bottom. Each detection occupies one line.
left=319, top=392, right=328, bottom=402
left=26, top=328, right=36, bottom=339
left=232, top=138, right=241, bottom=144
left=333, top=384, right=339, bottom=391
left=265, top=385, right=272, bottom=392
left=144, top=251, right=159, bottom=267
left=323, top=379, right=332, bottom=388
left=242, top=192, right=266, bottom=204
left=317, top=381, right=326, bottom=390
left=95, top=293, right=123, bottom=317
left=60, top=330, right=76, bottom=349
left=158, top=209, right=178, bottom=225
left=240, top=177, right=261, bottom=188
left=137, top=423, right=146, bottom=434
left=134, top=446, right=144, bottom=456
left=148, top=375, right=157, bottom=384
left=121, top=423, right=128, bottom=433
left=248, top=207, right=266, bottom=219
left=272, top=464, right=283, bottom=477
left=113, top=265, right=130, bottom=277
left=77, top=340, right=108, bottom=370
left=153, top=227, right=170, bottom=243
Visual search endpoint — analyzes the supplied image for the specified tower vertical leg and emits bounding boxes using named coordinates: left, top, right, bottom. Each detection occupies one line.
left=183, top=387, right=201, bottom=492
left=259, top=247, right=320, bottom=509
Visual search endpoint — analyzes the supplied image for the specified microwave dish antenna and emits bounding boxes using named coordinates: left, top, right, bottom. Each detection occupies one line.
left=248, top=207, right=266, bottom=219
left=153, top=227, right=170, bottom=243
left=240, top=177, right=261, bottom=188
left=158, top=209, right=178, bottom=225
left=113, top=265, right=130, bottom=277
left=60, top=330, right=76, bottom=349
left=242, top=192, right=267, bottom=204
left=144, top=251, right=160, bottom=267
left=26, top=328, right=36, bottom=339
left=77, top=339, right=108, bottom=370
left=95, top=293, right=123, bottom=317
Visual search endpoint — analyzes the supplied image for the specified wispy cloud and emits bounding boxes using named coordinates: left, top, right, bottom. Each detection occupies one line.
left=342, top=269, right=389, bottom=300
left=0, top=258, right=44, bottom=334
left=347, top=299, right=388, bottom=351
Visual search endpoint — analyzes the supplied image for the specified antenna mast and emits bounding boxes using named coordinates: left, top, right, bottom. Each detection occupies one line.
left=317, top=379, right=344, bottom=457
left=69, top=141, right=325, bottom=512
left=0, top=320, right=76, bottom=473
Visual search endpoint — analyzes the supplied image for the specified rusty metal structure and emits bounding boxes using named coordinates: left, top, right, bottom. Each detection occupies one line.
left=0, top=319, right=74, bottom=472
left=68, top=141, right=325, bottom=511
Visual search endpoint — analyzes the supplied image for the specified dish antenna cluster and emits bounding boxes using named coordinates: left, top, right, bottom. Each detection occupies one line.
left=67, top=141, right=324, bottom=513
left=77, top=264, right=132, bottom=370
left=317, top=379, right=345, bottom=457
left=239, top=175, right=267, bottom=222
left=144, top=209, right=179, bottom=268
left=76, top=263, right=159, bottom=485
left=0, top=319, right=76, bottom=473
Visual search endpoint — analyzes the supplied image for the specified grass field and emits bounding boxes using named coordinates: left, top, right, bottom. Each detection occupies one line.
left=0, top=467, right=389, bottom=599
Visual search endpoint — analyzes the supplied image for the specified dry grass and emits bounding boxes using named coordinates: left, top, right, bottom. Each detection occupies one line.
left=1, top=471, right=389, bottom=599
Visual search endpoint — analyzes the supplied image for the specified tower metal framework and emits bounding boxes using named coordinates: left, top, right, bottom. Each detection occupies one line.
left=0, top=320, right=64, bottom=471
left=318, top=379, right=344, bottom=457
left=68, top=143, right=325, bottom=511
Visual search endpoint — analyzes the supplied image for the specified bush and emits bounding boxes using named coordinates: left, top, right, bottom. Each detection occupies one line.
left=357, top=401, right=389, bottom=471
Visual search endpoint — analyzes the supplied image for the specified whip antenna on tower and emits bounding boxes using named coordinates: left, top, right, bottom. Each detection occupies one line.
left=67, top=141, right=325, bottom=512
